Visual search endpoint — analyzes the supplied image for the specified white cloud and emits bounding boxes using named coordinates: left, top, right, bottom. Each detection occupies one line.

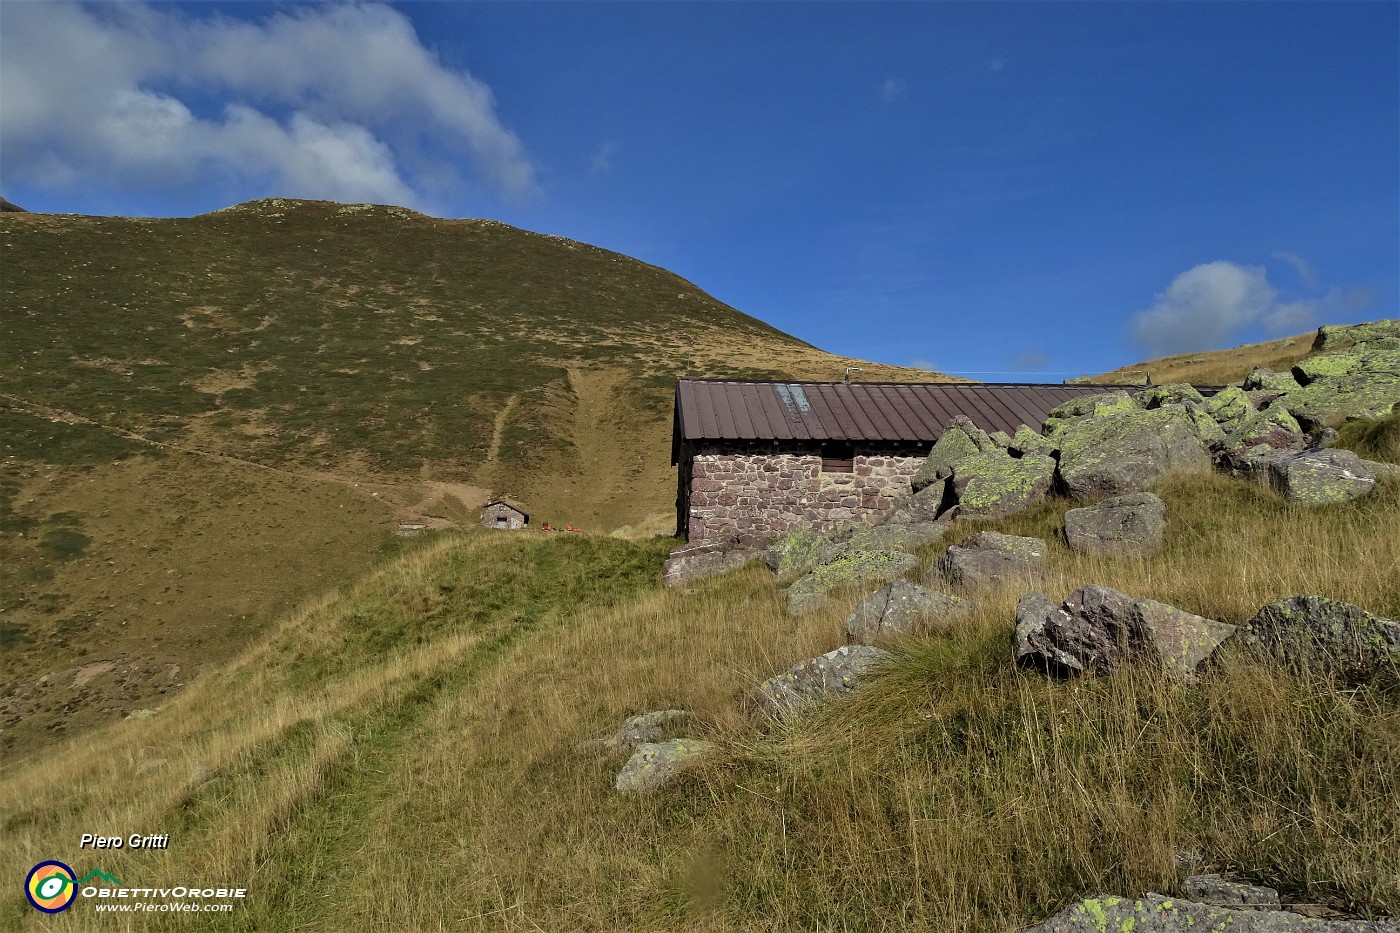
left=1272, top=250, right=1320, bottom=289
left=1130, top=260, right=1338, bottom=357
left=589, top=142, right=618, bottom=176
left=0, top=2, right=538, bottom=208
left=880, top=77, right=906, bottom=104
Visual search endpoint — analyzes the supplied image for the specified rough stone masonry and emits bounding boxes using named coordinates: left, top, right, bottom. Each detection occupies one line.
left=685, top=446, right=926, bottom=543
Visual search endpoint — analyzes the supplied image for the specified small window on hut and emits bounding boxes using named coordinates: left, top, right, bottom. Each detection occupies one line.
left=821, top=442, right=854, bottom=473
left=496, top=516, right=507, bottom=527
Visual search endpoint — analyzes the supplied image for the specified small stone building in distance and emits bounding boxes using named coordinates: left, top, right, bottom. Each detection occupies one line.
left=671, top=379, right=1133, bottom=544
left=481, top=499, right=529, bottom=530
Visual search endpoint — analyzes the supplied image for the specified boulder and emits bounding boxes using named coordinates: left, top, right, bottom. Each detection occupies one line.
left=1062, top=492, right=1166, bottom=556
left=1026, top=892, right=1398, bottom=932
left=843, top=580, right=972, bottom=645
left=1054, top=407, right=1212, bottom=499
left=1186, top=407, right=1228, bottom=447
left=878, top=479, right=951, bottom=526
left=1010, top=424, right=1057, bottom=458
left=948, top=450, right=1056, bottom=520
left=846, top=522, right=948, bottom=554
left=785, top=549, right=919, bottom=615
left=1237, top=595, right=1400, bottom=681
left=1136, top=383, right=1205, bottom=409
left=1218, top=442, right=1286, bottom=484
left=762, top=528, right=845, bottom=582
left=1267, top=448, right=1377, bottom=504
left=1292, top=343, right=1400, bottom=383
left=615, top=738, right=716, bottom=794
left=1181, top=874, right=1282, bottom=910
left=1203, top=385, right=1253, bottom=426
left=1313, top=319, right=1400, bottom=350
left=912, top=416, right=995, bottom=491
left=1282, top=373, right=1400, bottom=430
left=1014, top=585, right=1235, bottom=679
left=758, top=645, right=893, bottom=719
left=614, top=710, right=692, bottom=749
left=934, top=532, right=1048, bottom=591
left=1224, top=401, right=1307, bottom=453
left=989, top=430, right=1012, bottom=449
left=663, top=541, right=761, bottom=587
left=1041, top=390, right=1138, bottom=434
left=1243, top=366, right=1303, bottom=394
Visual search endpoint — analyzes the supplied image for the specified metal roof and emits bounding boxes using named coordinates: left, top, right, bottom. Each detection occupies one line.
left=673, top=379, right=1152, bottom=447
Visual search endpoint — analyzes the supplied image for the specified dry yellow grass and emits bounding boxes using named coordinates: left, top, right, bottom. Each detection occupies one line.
left=2, top=474, right=1396, bottom=931
left=1084, top=330, right=1317, bottom=386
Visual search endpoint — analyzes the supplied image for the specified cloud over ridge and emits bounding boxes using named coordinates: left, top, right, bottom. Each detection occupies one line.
left=0, top=2, right=538, bottom=208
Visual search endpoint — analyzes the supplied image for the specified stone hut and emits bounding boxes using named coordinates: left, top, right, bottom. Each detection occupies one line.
left=671, top=379, right=1138, bottom=544
left=481, top=499, right=529, bottom=530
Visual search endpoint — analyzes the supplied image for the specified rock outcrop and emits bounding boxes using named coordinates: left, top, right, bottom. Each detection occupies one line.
left=758, top=645, right=893, bottom=719
left=1052, top=406, right=1212, bottom=500
left=1014, top=585, right=1236, bottom=679
left=1062, top=492, right=1166, bottom=556
left=614, top=738, right=716, bottom=794
left=1027, top=892, right=1398, bottom=932
left=1265, top=448, right=1379, bottom=504
left=785, top=549, right=919, bottom=616
left=949, top=450, right=1056, bottom=520
left=1237, top=595, right=1400, bottom=681
left=934, top=532, right=1048, bottom=591
left=663, top=540, right=761, bottom=587
left=843, top=580, right=971, bottom=645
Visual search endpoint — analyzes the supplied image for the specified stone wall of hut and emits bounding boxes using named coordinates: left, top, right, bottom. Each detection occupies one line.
left=481, top=502, right=528, bottom=530
left=683, top=444, right=926, bottom=543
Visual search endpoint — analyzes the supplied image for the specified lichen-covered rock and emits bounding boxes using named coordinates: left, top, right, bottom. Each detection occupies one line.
left=758, top=645, right=893, bottom=718
left=1224, top=401, right=1307, bottom=453
left=615, top=739, right=716, bottom=794
left=1136, top=383, right=1205, bottom=409
left=1312, top=318, right=1400, bottom=350
left=762, top=528, right=844, bottom=582
left=785, top=549, right=919, bottom=615
left=949, top=450, right=1056, bottom=520
left=845, top=522, right=948, bottom=554
left=1187, top=406, right=1228, bottom=446
left=1204, top=384, right=1253, bottom=426
left=912, top=416, right=995, bottom=491
left=1042, top=390, right=1138, bottom=434
left=1054, top=407, right=1212, bottom=499
left=1218, top=442, right=1286, bottom=484
left=1238, top=595, right=1400, bottom=681
left=614, top=710, right=692, bottom=749
left=1181, top=875, right=1281, bottom=910
left=1010, top=424, right=1057, bottom=458
left=1267, top=448, right=1377, bottom=504
left=1292, top=343, right=1400, bottom=383
left=1063, top=492, right=1166, bottom=556
left=844, top=579, right=972, bottom=645
left=934, top=532, right=1048, bottom=591
left=1243, top=366, right=1303, bottom=393
left=1282, top=373, right=1400, bottom=430
left=1014, top=585, right=1235, bottom=679
left=989, top=430, right=1012, bottom=449
left=663, top=541, right=761, bottom=587
left=878, top=479, right=951, bottom=526
left=1026, top=892, right=1398, bottom=932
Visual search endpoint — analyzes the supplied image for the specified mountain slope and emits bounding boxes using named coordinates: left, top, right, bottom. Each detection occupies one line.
left=1079, top=330, right=1321, bottom=386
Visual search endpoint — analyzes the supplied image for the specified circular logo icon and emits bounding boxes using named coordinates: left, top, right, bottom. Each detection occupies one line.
left=26, top=861, right=77, bottom=913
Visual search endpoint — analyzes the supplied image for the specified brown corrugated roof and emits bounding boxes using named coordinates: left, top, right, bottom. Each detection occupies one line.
left=674, top=379, right=1155, bottom=447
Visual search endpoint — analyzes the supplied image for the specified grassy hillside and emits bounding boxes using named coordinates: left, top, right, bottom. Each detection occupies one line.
left=0, top=199, right=950, bottom=758
left=3, top=469, right=1396, bottom=930
left=1080, top=330, right=1320, bottom=386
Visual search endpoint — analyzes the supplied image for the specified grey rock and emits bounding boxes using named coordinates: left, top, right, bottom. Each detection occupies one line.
left=844, top=580, right=972, bottom=645
left=1238, top=595, right=1400, bottom=682
left=1063, top=492, right=1166, bottom=557
left=1182, top=874, right=1282, bottom=910
left=1026, top=892, right=1398, bottom=932
left=1313, top=319, right=1400, bottom=350
left=949, top=450, right=1056, bottom=520
left=762, top=528, right=845, bottom=582
left=663, top=541, right=761, bottom=587
left=615, top=739, right=716, bottom=794
left=1204, top=385, right=1254, bottom=427
left=845, top=522, right=949, bottom=555
left=1225, top=401, right=1307, bottom=453
left=758, top=645, right=893, bottom=719
left=934, top=532, right=1048, bottom=591
left=1267, top=448, right=1377, bottom=504
left=1014, top=585, right=1235, bottom=679
left=878, top=480, right=952, bottom=526
left=615, top=710, right=692, bottom=749
left=912, top=416, right=996, bottom=491
left=1136, top=383, right=1206, bottom=409
left=1243, top=366, right=1303, bottom=394
left=1283, top=373, right=1400, bottom=431
left=1010, top=424, right=1057, bottom=458
left=1054, top=407, right=1212, bottom=500
left=785, top=549, right=920, bottom=616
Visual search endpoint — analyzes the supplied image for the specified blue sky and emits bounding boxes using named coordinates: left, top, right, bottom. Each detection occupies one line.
left=3, top=2, right=1396, bottom=378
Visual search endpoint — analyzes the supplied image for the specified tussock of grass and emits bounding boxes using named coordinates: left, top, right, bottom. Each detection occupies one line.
left=1334, top=411, right=1400, bottom=465
left=2, top=475, right=1396, bottom=931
